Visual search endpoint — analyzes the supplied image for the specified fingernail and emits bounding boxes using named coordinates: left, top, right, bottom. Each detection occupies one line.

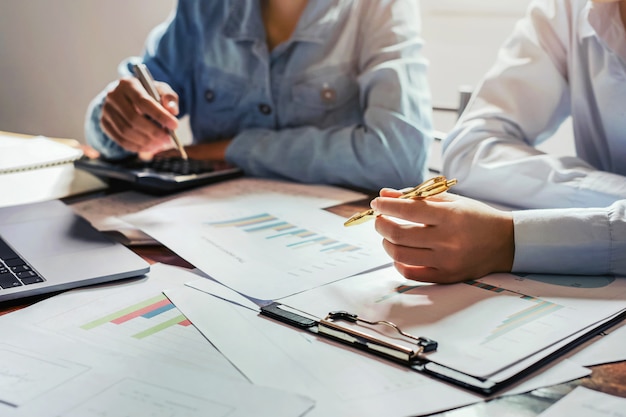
left=370, top=198, right=379, bottom=210
left=166, top=100, right=179, bottom=116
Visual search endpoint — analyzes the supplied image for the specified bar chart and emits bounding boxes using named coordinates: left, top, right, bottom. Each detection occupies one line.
left=30, top=269, right=241, bottom=379
left=207, top=213, right=363, bottom=255
left=81, top=294, right=192, bottom=340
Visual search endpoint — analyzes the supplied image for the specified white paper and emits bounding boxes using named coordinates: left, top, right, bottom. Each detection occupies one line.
left=172, top=277, right=590, bottom=408
left=125, top=195, right=389, bottom=299
left=278, top=268, right=626, bottom=378
left=0, top=263, right=242, bottom=379
left=0, top=347, right=88, bottom=406
left=187, top=275, right=263, bottom=311
left=71, top=177, right=366, bottom=245
left=0, top=323, right=314, bottom=417
left=570, top=320, right=626, bottom=366
left=537, top=386, right=626, bottom=417
left=165, top=285, right=485, bottom=417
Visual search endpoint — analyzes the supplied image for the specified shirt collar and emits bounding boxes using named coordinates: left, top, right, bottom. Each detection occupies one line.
left=584, top=1, right=626, bottom=61
left=292, top=0, right=342, bottom=44
left=222, top=0, right=264, bottom=41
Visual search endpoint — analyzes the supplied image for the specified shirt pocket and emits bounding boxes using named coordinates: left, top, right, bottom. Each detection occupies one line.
left=289, top=67, right=361, bottom=126
left=193, top=67, right=247, bottom=137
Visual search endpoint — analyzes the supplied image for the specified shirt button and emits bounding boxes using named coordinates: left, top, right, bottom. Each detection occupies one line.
left=204, top=89, right=215, bottom=102
left=258, top=104, right=272, bottom=115
left=321, top=85, right=336, bottom=103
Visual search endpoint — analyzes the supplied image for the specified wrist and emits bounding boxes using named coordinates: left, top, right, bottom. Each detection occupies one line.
left=493, top=211, right=515, bottom=272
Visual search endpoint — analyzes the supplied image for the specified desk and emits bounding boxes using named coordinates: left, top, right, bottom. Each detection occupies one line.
left=0, top=186, right=624, bottom=417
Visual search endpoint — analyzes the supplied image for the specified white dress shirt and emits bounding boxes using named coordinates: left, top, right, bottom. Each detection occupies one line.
left=442, top=0, right=626, bottom=275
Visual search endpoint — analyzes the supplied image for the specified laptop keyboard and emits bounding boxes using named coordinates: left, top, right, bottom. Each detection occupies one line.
left=0, top=236, right=44, bottom=290
left=123, top=157, right=218, bottom=176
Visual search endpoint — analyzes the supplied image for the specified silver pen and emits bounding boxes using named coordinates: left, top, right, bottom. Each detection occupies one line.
left=131, top=63, right=188, bottom=160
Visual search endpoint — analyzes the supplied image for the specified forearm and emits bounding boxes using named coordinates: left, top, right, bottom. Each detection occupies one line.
left=226, top=113, right=431, bottom=191
left=443, top=117, right=626, bottom=209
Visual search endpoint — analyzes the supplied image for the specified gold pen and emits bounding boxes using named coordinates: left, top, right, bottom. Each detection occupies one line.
left=131, top=63, right=188, bottom=160
left=343, top=176, right=457, bottom=227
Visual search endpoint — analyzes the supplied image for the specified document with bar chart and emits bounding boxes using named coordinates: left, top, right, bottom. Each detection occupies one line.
left=2, top=263, right=242, bottom=380
left=125, top=197, right=389, bottom=300
left=279, top=266, right=626, bottom=381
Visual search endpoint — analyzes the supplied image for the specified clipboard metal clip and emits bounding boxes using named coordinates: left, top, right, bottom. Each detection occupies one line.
left=259, top=302, right=437, bottom=364
left=318, top=310, right=437, bottom=364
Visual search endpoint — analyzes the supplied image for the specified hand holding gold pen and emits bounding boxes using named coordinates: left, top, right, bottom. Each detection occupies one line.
left=131, top=63, right=188, bottom=160
left=343, top=176, right=457, bottom=227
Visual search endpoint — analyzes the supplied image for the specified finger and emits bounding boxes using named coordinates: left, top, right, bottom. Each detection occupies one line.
left=137, top=151, right=154, bottom=161
left=112, top=78, right=179, bottom=131
left=130, top=84, right=179, bottom=131
left=375, top=214, right=426, bottom=246
left=379, top=188, right=403, bottom=198
left=155, top=81, right=180, bottom=116
left=375, top=215, right=453, bottom=249
left=101, top=110, right=145, bottom=153
left=103, top=86, right=173, bottom=152
left=82, top=146, right=100, bottom=159
left=152, top=147, right=181, bottom=159
left=381, top=238, right=435, bottom=268
left=101, top=117, right=131, bottom=150
left=101, top=103, right=155, bottom=152
left=393, top=262, right=461, bottom=284
left=371, top=196, right=447, bottom=226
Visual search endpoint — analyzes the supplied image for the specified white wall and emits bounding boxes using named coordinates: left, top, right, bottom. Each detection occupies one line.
left=0, top=0, right=544, bottom=144
left=420, top=0, right=574, bottom=161
left=0, top=0, right=176, bottom=140
left=420, top=0, right=530, bottom=129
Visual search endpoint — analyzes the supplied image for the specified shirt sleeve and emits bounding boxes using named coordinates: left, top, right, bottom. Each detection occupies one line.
left=513, top=200, right=626, bottom=276
left=441, top=0, right=626, bottom=209
left=226, top=0, right=433, bottom=191
left=84, top=87, right=131, bottom=159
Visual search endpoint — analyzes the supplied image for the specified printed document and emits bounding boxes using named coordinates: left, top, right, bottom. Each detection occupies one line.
left=124, top=195, right=388, bottom=299
left=278, top=268, right=626, bottom=379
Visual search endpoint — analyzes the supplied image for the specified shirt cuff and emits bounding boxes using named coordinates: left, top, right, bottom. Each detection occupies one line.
left=512, top=207, right=612, bottom=275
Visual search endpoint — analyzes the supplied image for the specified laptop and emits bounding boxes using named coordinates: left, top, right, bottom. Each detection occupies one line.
left=75, top=155, right=243, bottom=194
left=0, top=199, right=150, bottom=303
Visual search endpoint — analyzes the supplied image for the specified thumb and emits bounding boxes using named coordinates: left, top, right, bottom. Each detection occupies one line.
left=155, top=82, right=180, bottom=116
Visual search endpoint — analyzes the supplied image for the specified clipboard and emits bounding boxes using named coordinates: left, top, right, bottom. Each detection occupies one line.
left=260, top=300, right=626, bottom=396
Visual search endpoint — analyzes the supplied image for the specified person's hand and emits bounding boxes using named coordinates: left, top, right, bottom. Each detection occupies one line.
left=100, top=77, right=180, bottom=157
left=153, top=140, right=233, bottom=161
left=371, top=190, right=515, bottom=284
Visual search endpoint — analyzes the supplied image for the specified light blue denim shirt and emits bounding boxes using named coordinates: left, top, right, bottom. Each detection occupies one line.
left=85, top=0, right=433, bottom=191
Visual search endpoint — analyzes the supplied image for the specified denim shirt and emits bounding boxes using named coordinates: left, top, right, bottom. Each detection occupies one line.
left=85, top=0, right=433, bottom=191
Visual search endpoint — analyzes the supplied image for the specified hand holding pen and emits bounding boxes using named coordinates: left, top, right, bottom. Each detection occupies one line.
left=132, top=63, right=187, bottom=160
left=344, top=176, right=457, bottom=226
left=367, top=176, right=515, bottom=285
left=99, top=63, right=184, bottom=158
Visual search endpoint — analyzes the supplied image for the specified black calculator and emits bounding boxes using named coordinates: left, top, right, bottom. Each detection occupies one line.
left=75, top=156, right=243, bottom=194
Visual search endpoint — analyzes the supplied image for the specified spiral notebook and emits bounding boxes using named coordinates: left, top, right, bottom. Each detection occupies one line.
left=0, top=134, right=84, bottom=174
